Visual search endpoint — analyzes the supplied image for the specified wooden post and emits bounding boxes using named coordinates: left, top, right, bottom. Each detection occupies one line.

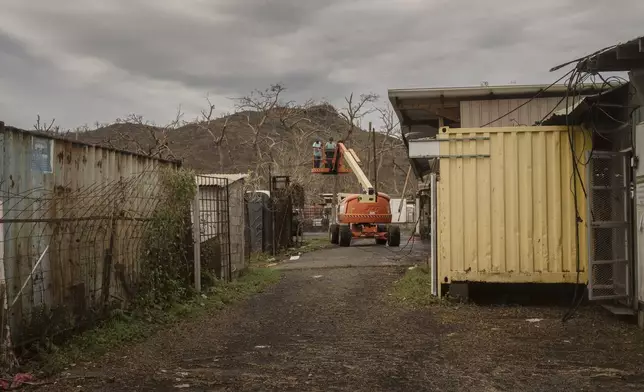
left=192, top=184, right=201, bottom=292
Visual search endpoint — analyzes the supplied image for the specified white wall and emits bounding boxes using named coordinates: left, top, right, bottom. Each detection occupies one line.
left=390, top=198, right=407, bottom=223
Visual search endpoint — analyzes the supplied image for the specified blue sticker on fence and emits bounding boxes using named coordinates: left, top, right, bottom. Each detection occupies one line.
left=31, top=137, right=52, bottom=173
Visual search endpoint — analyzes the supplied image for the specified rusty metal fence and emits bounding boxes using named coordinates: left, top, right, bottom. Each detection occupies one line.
left=0, top=169, right=181, bottom=346
left=0, top=124, right=186, bottom=349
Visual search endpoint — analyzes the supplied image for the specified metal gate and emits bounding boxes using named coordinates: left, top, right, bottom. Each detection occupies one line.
left=271, top=176, right=293, bottom=253
left=194, top=176, right=232, bottom=284
left=586, top=151, right=632, bottom=300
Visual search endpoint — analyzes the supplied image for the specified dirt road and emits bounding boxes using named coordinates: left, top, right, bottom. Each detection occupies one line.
left=43, top=238, right=644, bottom=391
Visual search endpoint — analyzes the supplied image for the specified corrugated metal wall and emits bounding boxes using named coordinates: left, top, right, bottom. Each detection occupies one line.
left=460, top=97, right=566, bottom=128
left=0, top=126, right=179, bottom=341
left=437, top=125, right=589, bottom=284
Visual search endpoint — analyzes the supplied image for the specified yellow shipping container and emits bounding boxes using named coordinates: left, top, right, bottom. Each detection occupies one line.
left=437, top=126, right=589, bottom=289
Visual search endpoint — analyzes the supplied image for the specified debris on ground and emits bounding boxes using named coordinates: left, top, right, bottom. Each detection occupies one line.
left=0, top=373, right=35, bottom=390
left=525, top=318, right=543, bottom=323
left=312, top=275, right=323, bottom=279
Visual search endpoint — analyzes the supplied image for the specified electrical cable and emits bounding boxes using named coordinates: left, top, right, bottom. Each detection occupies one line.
left=559, top=64, right=630, bottom=322
left=480, top=68, right=575, bottom=128
left=562, top=66, right=585, bottom=323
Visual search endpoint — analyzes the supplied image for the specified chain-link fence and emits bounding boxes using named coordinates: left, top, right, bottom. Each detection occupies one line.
left=587, top=151, right=631, bottom=300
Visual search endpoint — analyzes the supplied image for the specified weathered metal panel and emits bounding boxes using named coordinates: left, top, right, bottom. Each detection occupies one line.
left=0, top=127, right=179, bottom=341
left=635, top=122, right=644, bottom=304
left=460, top=97, right=566, bottom=128
left=437, top=126, right=589, bottom=285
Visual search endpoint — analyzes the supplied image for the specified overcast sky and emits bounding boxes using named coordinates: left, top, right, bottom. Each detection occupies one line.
left=0, top=0, right=642, bottom=130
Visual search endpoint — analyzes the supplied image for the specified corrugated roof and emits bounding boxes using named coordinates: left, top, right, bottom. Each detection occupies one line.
left=541, top=82, right=629, bottom=126
left=196, top=173, right=248, bottom=186
left=387, top=83, right=603, bottom=101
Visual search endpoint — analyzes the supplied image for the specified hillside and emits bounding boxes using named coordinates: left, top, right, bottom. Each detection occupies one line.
left=73, top=105, right=415, bottom=203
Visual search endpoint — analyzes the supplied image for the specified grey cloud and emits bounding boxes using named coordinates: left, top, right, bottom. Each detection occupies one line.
left=0, top=0, right=642, bottom=130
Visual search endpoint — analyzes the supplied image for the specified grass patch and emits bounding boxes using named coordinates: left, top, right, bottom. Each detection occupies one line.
left=390, top=266, right=444, bottom=308
left=34, top=267, right=280, bottom=375
left=251, top=235, right=332, bottom=266
left=291, top=236, right=332, bottom=254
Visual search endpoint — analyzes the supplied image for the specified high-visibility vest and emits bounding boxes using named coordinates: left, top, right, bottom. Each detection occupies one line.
left=325, top=142, right=336, bottom=151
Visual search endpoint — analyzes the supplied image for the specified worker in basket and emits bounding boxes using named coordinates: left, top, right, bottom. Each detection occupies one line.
left=324, top=137, right=337, bottom=168
left=312, top=138, right=322, bottom=168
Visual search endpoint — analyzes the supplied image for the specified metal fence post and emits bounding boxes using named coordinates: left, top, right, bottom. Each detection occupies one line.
left=192, top=184, right=201, bottom=292
left=430, top=173, right=438, bottom=297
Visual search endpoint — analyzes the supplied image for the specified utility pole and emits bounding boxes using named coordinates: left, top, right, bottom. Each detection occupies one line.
left=371, top=122, right=377, bottom=200
left=366, top=124, right=372, bottom=186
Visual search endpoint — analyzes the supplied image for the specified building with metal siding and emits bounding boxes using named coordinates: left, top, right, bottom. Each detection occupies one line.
left=388, top=84, right=599, bottom=295
left=460, top=97, right=567, bottom=128
left=388, top=83, right=603, bottom=180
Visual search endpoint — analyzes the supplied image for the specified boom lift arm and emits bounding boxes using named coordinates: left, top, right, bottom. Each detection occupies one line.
left=335, top=143, right=376, bottom=203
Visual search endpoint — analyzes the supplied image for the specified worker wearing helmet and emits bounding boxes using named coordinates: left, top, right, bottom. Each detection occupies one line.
left=312, top=138, right=322, bottom=168
left=324, top=137, right=337, bottom=168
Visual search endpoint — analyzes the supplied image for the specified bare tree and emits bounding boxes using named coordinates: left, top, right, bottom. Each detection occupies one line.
left=374, top=103, right=404, bottom=177
left=235, top=84, right=286, bottom=163
left=196, top=97, right=231, bottom=171
left=33, top=115, right=66, bottom=135
left=337, top=92, right=378, bottom=141
left=102, top=109, right=183, bottom=160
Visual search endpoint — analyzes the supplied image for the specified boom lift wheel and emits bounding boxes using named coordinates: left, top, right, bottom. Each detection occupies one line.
left=330, top=224, right=339, bottom=244
left=339, top=225, right=352, bottom=247
left=387, top=225, right=401, bottom=247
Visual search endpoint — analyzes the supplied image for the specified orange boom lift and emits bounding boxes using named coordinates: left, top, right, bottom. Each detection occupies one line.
left=312, top=142, right=400, bottom=247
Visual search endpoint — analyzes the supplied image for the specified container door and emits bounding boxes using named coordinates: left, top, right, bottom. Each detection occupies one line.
left=635, top=122, right=644, bottom=305
left=587, top=151, right=632, bottom=300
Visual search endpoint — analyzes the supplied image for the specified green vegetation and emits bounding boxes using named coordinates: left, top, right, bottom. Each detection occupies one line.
left=31, top=169, right=284, bottom=375
left=250, top=235, right=332, bottom=266
left=36, top=267, right=280, bottom=375
left=294, top=236, right=333, bottom=254
left=136, top=168, right=197, bottom=307
left=390, top=266, right=444, bottom=308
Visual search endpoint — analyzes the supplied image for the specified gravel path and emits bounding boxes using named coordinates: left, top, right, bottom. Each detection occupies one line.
left=41, top=240, right=644, bottom=391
